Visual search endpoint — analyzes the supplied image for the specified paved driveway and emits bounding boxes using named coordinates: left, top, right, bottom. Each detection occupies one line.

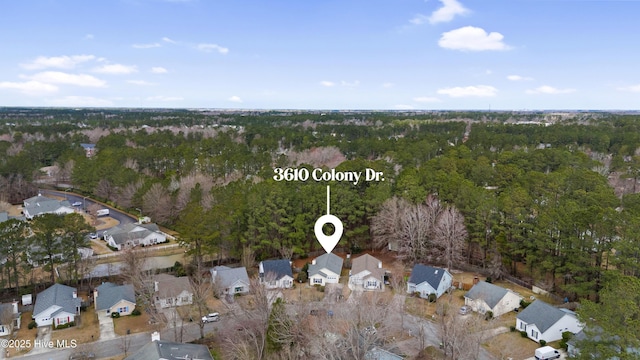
left=27, top=326, right=53, bottom=355
left=97, top=310, right=117, bottom=340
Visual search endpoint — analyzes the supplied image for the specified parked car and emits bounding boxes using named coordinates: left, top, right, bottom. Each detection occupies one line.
left=459, top=305, right=471, bottom=315
left=89, top=233, right=98, bottom=239
left=71, top=201, right=82, bottom=207
left=534, top=346, right=561, bottom=360
left=69, top=352, right=96, bottom=360
left=202, top=312, right=220, bottom=323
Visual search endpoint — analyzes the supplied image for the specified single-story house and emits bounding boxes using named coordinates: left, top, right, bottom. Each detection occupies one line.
left=516, top=299, right=583, bottom=343
left=308, top=253, right=343, bottom=287
left=94, top=282, right=136, bottom=316
left=22, top=194, right=75, bottom=220
left=105, top=223, right=167, bottom=251
left=27, top=237, right=93, bottom=267
left=33, top=283, right=81, bottom=327
left=259, top=259, right=294, bottom=289
left=464, top=281, right=523, bottom=317
left=0, top=301, right=21, bottom=336
left=349, top=253, right=385, bottom=291
left=124, top=331, right=214, bottom=360
left=406, top=264, right=452, bottom=299
left=154, top=274, right=193, bottom=308
left=210, top=266, right=250, bottom=295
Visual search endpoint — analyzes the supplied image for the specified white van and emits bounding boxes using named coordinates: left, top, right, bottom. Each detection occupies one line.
left=535, top=346, right=561, bottom=360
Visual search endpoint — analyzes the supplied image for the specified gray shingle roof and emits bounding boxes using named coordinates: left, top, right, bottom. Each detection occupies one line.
left=95, top=282, right=136, bottom=310
left=0, top=212, right=8, bottom=223
left=213, top=266, right=249, bottom=289
left=517, top=299, right=574, bottom=333
left=351, top=254, right=384, bottom=279
left=309, top=253, right=343, bottom=277
left=33, top=283, right=81, bottom=317
left=464, top=281, right=509, bottom=309
left=23, top=200, right=72, bottom=218
left=124, top=340, right=214, bottom=360
left=108, top=223, right=162, bottom=245
left=408, top=264, right=447, bottom=289
left=154, top=274, right=192, bottom=298
left=260, top=259, right=293, bottom=280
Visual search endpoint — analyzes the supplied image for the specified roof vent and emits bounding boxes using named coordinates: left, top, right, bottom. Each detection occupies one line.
left=434, top=270, right=438, bottom=274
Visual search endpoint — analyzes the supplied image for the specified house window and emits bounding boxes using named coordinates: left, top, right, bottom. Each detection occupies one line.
left=366, top=280, right=377, bottom=288
left=313, top=278, right=322, bottom=284
left=57, top=317, right=68, bottom=325
left=531, top=329, right=538, bottom=339
left=269, top=280, right=276, bottom=286
left=234, top=287, right=243, bottom=293
left=520, top=322, right=525, bottom=330
left=181, top=296, right=190, bottom=302
left=118, top=306, right=129, bottom=313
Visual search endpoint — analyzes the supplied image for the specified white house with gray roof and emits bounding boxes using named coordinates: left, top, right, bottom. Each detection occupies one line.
left=153, top=274, right=193, bottom=308
left=210, top=266, right=250, bottom=295
left=22, top=194, right=75, bottom=220
left=33, top=283, right=81, bottom=327
left=259, top=259, right=294, bottom=289
left=406, top=264, right=452, bottom=299
left=308, top=253, right=343, bottom=286
left=464, top=281, right=523, bottom=317
left=105, top=223, right=167, bottom=251
left=94, top=282, right=136, bottom=316
left=0, top=301, right=21, bottom=337
left=516, top=299, right=583, bottom=343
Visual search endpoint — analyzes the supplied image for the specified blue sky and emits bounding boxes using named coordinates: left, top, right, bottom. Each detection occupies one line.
left=1, top=0, right=639, bottom=110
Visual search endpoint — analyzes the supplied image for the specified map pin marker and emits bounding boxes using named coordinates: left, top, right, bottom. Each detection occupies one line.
left=314, top=185, right=343, bottom=254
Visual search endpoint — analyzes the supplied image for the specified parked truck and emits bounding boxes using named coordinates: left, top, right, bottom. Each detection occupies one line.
left=96, top=209, right=110, bottom=217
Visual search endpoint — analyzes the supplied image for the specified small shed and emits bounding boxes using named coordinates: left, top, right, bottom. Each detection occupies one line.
left=22, top=294, right=32, bottom=306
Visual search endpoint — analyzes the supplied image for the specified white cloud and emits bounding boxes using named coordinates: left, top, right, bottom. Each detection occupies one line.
left=93, top=64, right=138, bottom=74
left=617, top=84, right=640, bottom=92
left=394, top=104, right=415, bottom=110
left=84, top=34, right=94, bottom=40
left=429, top=0, right=470, bottom=24
left=228, top=96, right=243, bottom=103
left=320, top=81, right=335, bottom=87
left=162, top=37, right=177, bottom=44
left=146, top=95, right=183, bottom=101
left=409, top=14, right=429, bottom=25
left=28, top=71, right=107, bottom=87
left=21, top=55, right=96, bottom=70
left=127, top=80, right=156, bottom=86
left=196, top=43, right=229, bottom=54
left=439, top=26, right=510, bottom=51
left=437, top=85, right=498, bottom=97
left=0, top=80, right=59, bottom=95
left=507, top=75, right=534, bottom=81
left=45, top=96, right=113, bottom=107
left=413, top=96, right=442, bottom=103
left=526, top=85, right=575, bottom=94
left=151, top=67, right=168, bottom=74
left=132, top=43, right=161, bottom=49
left=340, top=80, right=360, bottom=87
left=382, top=82, right=394, bottom=88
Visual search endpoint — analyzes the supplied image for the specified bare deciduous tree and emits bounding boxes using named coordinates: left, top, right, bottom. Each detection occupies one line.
left=433, top=205, right=468, bottom=271
left=189, top=273, right=213, bottom=340
left=142, top=183, right=174, bottom=224
left=116, top=180, right=143, bottom=209
left=436, top=295, right=492, bottom=360
left=95, top=178, right=114, bottom=202
left=119, top=249, right=165, bottom=327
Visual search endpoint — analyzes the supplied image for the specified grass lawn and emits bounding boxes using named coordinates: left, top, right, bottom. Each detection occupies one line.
left=282, top=285, right=326, bottom=303
left=113, top=312, right=153, bottom=335
left=51, top=310, right=100, bottom=345
left=483, top=330, right=540, bottom=360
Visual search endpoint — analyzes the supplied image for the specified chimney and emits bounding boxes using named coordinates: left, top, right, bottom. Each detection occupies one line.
left=378, top=261, right=382, bottom=269
left=312, top=259, right=317, bottom=265
left=11, top=300, right=18, bottom=314
left=434, top=270, right=438, bottom=275
left=93, top=289, right=99, bottom=309
left=154, top=281, right=159, bottom=292
left=151, top=331, right=160, bottom=342
left=72, top=290, right=77, bottom=298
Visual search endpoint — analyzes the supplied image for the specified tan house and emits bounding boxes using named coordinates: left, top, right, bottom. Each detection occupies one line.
left=154, top=274, right=193, bottom=308
left=94, top=282, right=136, bottom=317
left=348, top=254, right=385, bottom=291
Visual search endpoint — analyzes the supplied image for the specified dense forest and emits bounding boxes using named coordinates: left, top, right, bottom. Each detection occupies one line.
left=3, top=108, right=640, bottom=303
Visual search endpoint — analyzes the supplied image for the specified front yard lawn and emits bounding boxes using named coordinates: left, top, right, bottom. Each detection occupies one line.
left=51, top=310, right=100, bottom=345
left=483, top=330, right=540, bottom=360
left=113, top=312, right=154, bottom=335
